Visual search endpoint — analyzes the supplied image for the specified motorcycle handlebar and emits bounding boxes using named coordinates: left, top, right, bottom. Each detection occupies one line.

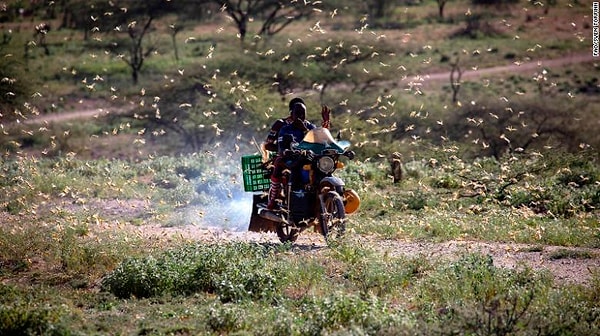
left=283, top=148, right=354, bottom=160
left=283, top=149, right=314, bottom=158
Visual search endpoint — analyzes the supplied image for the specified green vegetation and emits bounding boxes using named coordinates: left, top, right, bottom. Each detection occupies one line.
left=1, top=239, right=599, bottom=335
left=1, top=0, right=598, bottom=334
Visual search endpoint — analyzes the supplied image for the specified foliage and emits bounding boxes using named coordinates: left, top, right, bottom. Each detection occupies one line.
left=0, top=1, right=599, bottom=335
left=0, top=53, right=36, bottom=122
left=0, top=302, right=69, bottom=336
left=211, top=0, right=321, bottom=43
left=339, top=241, right=432, bottom=297
left=445, top=97, right=590, bottom=159
left=93, top=244, right=600, bottom=334
left=413, top=253, right=549, bottom=334
left=101, top=242, right=286, bottom=302
left=472, top=0, right=520, bottom=4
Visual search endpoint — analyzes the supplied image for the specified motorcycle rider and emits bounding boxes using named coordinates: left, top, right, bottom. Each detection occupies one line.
left=266, top=101, right=330, bottom=209
left=261, top=97, right=305, bottom=158
left=262, top=97, right=331, bottom=157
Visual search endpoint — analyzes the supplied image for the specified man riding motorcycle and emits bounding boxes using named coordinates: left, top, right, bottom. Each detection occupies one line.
left=264, top=99, right=331, bottom=209
left=262, top=97, right=305, bottom=155
left=267, top=102, right=315, bottom=209
left=246, top=100, right=359, bottom=243
left=261, top=97, right=330, bottom=156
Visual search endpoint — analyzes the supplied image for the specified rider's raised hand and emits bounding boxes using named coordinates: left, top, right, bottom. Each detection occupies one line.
left=321, top=105, right=331, bottom=128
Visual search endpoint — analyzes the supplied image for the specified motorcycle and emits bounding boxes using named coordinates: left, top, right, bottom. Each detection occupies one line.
left=242, top=127, right=360, bottom=243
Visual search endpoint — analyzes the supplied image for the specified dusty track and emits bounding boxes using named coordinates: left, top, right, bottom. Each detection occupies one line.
left=111, top=219, right=600, bottom=286
left=409, top=52, right=597, bottom=85
left=83, top=197, right=599, bottom=287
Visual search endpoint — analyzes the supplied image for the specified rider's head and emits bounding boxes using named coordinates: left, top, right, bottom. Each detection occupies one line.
left=291, top=102, right=307, bottom=121
left=288, top=97, right=305, bottom=114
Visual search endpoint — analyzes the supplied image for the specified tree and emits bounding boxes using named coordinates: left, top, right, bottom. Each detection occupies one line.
left=365, top=0, right=389, bottom=19
left=436, top=0, right=449, bottom=19
left=449, top=56, right=463, bottom=104
left=58, top=0, right=119, bottom=40
left=122, top=16, right=155, bottom=85
left=125, top=77, right=255, bottom=153
left=210, top=0, right=318, bottom=44
left=445, top=99, right=586, bottom=159
left=104, top=0, right=175, bottom=84
left=34, top=22, right=51, bottom=56
left=54, top=0, right=175, bottom=83
left=169, top=23, right=184, bottom=62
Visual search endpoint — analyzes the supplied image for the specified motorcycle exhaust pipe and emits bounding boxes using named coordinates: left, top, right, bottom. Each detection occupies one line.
left=258, top=208, right=285, bottom=223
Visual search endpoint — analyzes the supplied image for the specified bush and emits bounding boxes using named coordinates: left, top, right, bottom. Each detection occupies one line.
left=404, top=190, right=428, bottom=211
left=0, top=303, right=68, bottom=336
left=345, top=254, right=430, bottom=297
left=101, top=242, right=286, bottom=302
left=431, top=174, right=461, bottom=189
left=299, top=293, right=397, bottom=335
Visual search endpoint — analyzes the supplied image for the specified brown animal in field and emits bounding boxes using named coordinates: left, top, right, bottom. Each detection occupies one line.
left=390, top=152, right=403, bottom=183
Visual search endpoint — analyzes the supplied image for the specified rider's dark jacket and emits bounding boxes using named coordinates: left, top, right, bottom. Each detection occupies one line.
left=264, top=117, right=292, bottom=152
left=277, top=120, right=316, bottom=153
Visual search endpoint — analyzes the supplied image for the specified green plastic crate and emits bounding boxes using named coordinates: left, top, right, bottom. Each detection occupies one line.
left=241, top=154, right=270, bottom=192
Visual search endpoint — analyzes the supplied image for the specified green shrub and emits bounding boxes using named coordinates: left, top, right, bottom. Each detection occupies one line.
left=206, top=303, right=246, bottom=334
left=431, top=174, right=460, bottom=189
left=414, top=253, right=548, bottom=310
left=404, top=190, right=428, bottom=211
left=0, top=303, right=68, bottom=336
left=101, top=242, right=285, bottom=302
left=346, top=254, right=430, bottom=297
left=298, top=293, right=397, bottom=335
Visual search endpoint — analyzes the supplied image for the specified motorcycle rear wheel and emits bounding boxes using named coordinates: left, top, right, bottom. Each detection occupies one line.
left=320, top=191, right=346, bottom=242
left=276, top=224, right=300, bottom=243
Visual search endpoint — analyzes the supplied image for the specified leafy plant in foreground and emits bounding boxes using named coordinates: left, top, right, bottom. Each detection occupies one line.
left=0, top=285, right=70, bottom=336
left=101, top=242, right=285, bottom=302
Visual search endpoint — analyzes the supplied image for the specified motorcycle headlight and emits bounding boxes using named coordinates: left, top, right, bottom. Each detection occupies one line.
left=317, top=156, right=335, bottom=174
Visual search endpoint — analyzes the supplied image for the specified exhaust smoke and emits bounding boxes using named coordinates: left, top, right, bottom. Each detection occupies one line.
left=179, top=148, right=258, bottom=232
left=186, top=192, right=254, bottom=232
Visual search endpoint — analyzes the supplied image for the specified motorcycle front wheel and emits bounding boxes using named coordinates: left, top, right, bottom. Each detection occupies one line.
left=320, top=191, right=346, bottom=242
left=276, top=224, right=300, bottom=243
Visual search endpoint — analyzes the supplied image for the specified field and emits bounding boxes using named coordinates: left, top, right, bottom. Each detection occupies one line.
left=1, top=1, right=599, bottom=335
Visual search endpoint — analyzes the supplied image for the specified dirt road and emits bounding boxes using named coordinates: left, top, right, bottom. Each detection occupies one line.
left=413, top=52, right=597, bottom=84
left=102, top=214, right=600, bottom=286
left=80, top=197, right=599, bottom=287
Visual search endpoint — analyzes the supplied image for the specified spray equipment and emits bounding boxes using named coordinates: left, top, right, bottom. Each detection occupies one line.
left=252, top=136, right=270, bottom=163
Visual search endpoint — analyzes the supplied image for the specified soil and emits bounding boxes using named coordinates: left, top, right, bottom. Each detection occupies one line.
left=82, top=199, right=600, bottom=287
